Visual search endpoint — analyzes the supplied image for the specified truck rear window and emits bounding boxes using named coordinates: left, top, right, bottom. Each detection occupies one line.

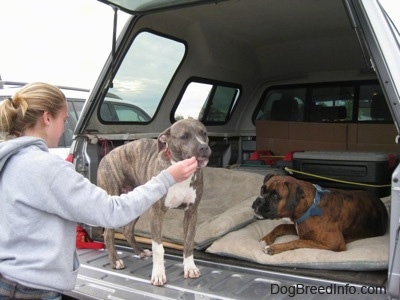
left=254, top=81, right=393, bottom=124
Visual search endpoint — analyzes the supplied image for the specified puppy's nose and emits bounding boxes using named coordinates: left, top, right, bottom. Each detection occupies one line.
left=199, top=144, right=210, bottom=155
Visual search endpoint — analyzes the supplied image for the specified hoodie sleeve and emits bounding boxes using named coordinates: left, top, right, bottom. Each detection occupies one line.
left=44, top=162, right=176, bottom=228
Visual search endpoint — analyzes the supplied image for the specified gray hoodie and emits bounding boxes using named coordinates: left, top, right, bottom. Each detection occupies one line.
left=0, top=136, right=175, bottom=292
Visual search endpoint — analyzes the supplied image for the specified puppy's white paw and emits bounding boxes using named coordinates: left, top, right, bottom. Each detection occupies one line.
left=183, top=255, right=201, bottom=279
left=184, top=266, right=201, bottom=279
left=151, top=266, right=166, bottom=286
left=114, top=259, right=125, bottom=269
left=151, top=241, right=166, bottom=286
left=139, top=249, right=152, bottom=258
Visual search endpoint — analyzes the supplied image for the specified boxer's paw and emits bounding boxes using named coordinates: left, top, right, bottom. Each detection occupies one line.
left=113, top=259, right=125, bottom=269
left=139, top=249, right=152, bottom=258
left=151, top=266, right=167, bottom=286
left=262, top=245, right=276, bottom=255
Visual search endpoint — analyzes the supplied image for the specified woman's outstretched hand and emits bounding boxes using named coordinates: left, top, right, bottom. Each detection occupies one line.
left=167, top=156, right=198, bottom=182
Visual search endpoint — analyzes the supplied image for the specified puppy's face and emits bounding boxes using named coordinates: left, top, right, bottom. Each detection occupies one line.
left=252, top=175, right=304, bottom=220
left=158, top=119, right=211, bottom=167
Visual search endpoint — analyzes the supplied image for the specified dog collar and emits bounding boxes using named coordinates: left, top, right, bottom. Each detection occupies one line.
left=295, top=184, right=330, bottom=224
left=165, top=149, right=171, bottom=159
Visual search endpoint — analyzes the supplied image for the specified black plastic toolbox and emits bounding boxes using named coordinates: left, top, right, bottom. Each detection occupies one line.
left=291, top=151, right=397, bottom=197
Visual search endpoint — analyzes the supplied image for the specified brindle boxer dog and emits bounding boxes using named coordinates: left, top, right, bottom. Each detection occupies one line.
left=97, top=119, right=211, bottom=286
left=252, top=174, right=388, bottom=255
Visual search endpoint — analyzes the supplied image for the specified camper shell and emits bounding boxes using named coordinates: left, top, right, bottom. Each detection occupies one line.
left=66, top=0, right=400, bottom=299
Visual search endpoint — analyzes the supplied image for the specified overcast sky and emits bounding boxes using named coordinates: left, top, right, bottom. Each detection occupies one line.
left=0, top=0, right=128, bottom=90
left=0, top=0, right=399, bottom=93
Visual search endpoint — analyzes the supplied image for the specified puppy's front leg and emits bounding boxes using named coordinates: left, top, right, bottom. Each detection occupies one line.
left=183, top=207, right=201, bottom=279
left=150, top=206, right=167, bottom=286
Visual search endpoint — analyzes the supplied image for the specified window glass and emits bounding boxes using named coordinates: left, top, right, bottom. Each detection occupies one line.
left=60, top=101, right=79, bottom=147
left=255, top=88, right=305, bottom=121
left=174, top=81, right=240, bottom=123
left=255, top=82, right=392, bottom=124
left=101, top=32, right=185, bottom=122
left=72, top=100, right=85, bottom=118
left=60, top=98, right=85, bottom=147
left=67, top=98, right=85, bottom=120
left=113, top=103, right=151, bottom=122
left=309, top=86, right=353, bottom=122
left=358, top=84, right=392, bottom=122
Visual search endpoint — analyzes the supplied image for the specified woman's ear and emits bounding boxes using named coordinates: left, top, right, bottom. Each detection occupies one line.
left=42, top=111, right=51, bottom=126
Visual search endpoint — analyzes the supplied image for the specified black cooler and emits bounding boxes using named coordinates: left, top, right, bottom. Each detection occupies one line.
left=292, top=151, right=397, bottom=197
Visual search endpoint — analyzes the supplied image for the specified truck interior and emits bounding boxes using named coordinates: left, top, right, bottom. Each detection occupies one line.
left=68, top=0, right=400, bottom=298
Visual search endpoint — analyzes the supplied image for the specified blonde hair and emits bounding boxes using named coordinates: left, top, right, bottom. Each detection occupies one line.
left=0, top=82, right=66, bottom=139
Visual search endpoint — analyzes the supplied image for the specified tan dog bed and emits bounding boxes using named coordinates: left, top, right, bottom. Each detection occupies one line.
left=206, top=216, right=389, bottom=271
left=130, top=167, right=389, bottom=270
left=134, top=167, right=265, bottom=249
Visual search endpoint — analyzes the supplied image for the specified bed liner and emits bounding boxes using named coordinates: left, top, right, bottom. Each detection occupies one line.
left=63, top=243, right=387, bottom=299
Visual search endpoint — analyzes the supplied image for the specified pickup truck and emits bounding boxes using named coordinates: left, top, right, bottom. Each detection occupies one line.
left=65, top=0, right=400, bottom=299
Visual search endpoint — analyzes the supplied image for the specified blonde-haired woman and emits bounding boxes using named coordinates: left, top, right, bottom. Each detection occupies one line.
left=0, top=82, right=198, bottom=299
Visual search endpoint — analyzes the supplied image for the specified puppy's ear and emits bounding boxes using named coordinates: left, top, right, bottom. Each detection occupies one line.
left=286, top=183, right=304, bottom=211
left=158, top=127, right=171, bottom=152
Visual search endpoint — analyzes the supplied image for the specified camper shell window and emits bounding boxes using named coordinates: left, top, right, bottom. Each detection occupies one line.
left=254, top=81, right=393, bottom=124
left=174, top=80, right=240, bottom=124
left=100, top=31, right=185, bottom=123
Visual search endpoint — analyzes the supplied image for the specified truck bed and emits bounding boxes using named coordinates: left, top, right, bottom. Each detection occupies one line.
left=64, top=244, right=388, bottom=299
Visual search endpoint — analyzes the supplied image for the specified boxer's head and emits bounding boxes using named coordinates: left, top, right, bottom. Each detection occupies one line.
left=252, top=175, right=304, bottom=220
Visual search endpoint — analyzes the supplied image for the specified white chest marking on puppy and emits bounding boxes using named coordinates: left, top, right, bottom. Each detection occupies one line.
left=165, top=174, right=197, bottom=209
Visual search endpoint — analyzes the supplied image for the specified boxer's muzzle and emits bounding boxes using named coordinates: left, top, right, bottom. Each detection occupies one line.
left=252, top=188, right=280, bottom=220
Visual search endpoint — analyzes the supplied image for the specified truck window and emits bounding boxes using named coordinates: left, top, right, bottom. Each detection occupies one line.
left=255, top=88, right=306, bottom=121
left=309, top=85, right=353, bottom=122
left=254, top=81, right=392, bottom=124
left=174, top=80, right=240, bottom=124
left=359, top=84, right=392, bottom=122
left=100, top=31, right=185, bottom=123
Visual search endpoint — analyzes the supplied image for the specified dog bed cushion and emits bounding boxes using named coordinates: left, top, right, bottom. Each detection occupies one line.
left=206, top=197, right=390, bottom=271
left=133, top=167, right=271, bottom=249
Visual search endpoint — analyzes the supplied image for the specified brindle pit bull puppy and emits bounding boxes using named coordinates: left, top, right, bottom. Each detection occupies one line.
left=97, top=119, right=211, bottom=286
left=252, top=174, right=388, bottom=255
